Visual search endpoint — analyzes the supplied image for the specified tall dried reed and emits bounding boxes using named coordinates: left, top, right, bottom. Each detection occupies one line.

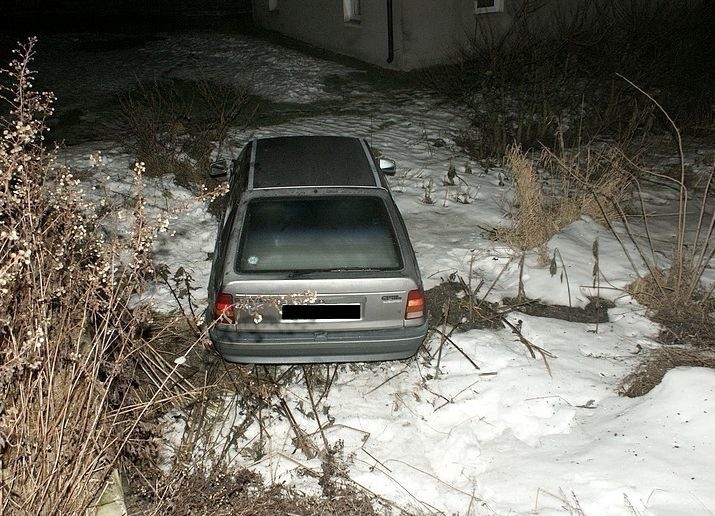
left=496, top=142, right=634, bottom=252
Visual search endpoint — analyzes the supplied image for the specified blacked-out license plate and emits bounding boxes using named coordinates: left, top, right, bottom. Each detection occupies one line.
left=282, top=304, right=360, bottom=320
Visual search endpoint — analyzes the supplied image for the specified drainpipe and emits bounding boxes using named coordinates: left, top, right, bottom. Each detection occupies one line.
left=386, top=0, right=394, bottom=63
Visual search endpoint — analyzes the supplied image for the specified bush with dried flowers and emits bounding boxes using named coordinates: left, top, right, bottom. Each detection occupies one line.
left=0, top=38, right=224, bottom=513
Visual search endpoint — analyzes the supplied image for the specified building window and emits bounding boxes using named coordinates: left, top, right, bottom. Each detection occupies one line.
left=474, top=0, right=504, bottom=14
left=268, top=0, right=278, bottom=11
left=343, top=0, right=362, bottom=23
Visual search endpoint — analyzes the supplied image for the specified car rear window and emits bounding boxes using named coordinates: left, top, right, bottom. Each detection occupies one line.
left=237, top=196, right=403, bottom=272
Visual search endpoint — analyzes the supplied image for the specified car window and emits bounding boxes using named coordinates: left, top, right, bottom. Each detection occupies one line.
left=236, top=196, right=403, bottom=272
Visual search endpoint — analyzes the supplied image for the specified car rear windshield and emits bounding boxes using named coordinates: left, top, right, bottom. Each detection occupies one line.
left=237, top=196, right=403, bottom=273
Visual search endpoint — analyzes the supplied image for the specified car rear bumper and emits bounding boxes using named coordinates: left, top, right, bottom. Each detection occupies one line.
left=209, top=322, right=428, bottom=364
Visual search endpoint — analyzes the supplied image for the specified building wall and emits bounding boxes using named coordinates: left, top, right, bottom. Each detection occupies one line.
left=4, top=0, right=250, bottom=15
left=251, top=0, right=534, bottom=70
left=252, top=0, right=399, bottom=68
left=396, top=0, right=473, bottom=70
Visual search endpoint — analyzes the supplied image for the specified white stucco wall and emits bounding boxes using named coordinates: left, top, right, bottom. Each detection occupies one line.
left=252, top=0, right=401, bottom=68
left=251, top=0, right=530, bottom=70
left=395, top=0, right=473, bottom=70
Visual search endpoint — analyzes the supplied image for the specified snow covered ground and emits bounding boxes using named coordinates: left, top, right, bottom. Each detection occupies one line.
left=47, top=31, right=715, bottom=515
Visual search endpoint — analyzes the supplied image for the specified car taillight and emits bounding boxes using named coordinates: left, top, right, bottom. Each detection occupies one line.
left=214, top=293, right=235, bottom=323
left=405, top=289, right=425, bottom=320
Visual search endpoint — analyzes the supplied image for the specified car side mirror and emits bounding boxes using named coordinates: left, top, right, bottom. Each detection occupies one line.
left=379, top=157, right=396, bottom=176
left=209, top=159, right=229, bottom=178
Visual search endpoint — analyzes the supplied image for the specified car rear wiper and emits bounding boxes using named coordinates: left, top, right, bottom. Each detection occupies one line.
left=287, top=269, right=328, bottom=278
left=287, top=267, right=385, bottom=278
left=328, top=267, right=384, bottom=272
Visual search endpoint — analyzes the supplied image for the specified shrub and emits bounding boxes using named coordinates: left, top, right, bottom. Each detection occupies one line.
left=1, top=37, right=136, bottom=513
left=119, top=78, right=251, bottom=192
left=428, top=0, right=713, bottom=159
left=615, top=86, right=714, bottom=348
left=624, top=168, right=714, bottom=347
left=0, top=38, right=225, bottom=513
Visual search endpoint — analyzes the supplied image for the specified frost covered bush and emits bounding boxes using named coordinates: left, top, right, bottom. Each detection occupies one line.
left=0, top=38, right=193, bottom=513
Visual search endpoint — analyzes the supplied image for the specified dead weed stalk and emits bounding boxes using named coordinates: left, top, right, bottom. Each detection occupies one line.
left=615, top=77, right=714, bottom=347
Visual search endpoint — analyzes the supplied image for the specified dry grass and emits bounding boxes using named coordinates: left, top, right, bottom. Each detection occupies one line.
left=495, top=143, right=634, bottom=251
left=542, top=143, right=635, bottom=224
left=620, top=347, right=715, bottom=397
left=627, top=271, right=715, bottom=348
left=128, top=472, right=381, bottom=516
left=494, top=145, right=560, bottom=250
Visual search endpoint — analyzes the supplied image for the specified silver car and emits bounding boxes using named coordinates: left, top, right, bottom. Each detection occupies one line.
left=206, top=135, right=427, bottom=364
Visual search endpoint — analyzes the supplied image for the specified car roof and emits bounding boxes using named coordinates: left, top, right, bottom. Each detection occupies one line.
left=249, top=136, right=381, bottom=189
